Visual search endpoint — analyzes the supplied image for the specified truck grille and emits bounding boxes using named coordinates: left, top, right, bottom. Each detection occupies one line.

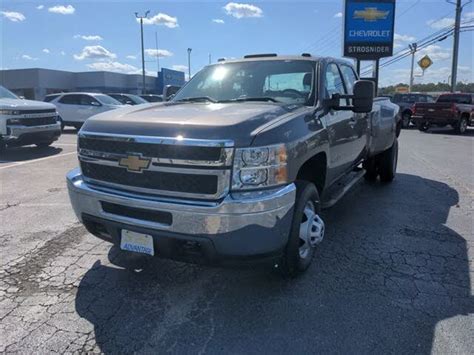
left=78, top=132, right=233, bottom=200
left=17, top=108, right=57, bottom=115
left=8, top=116, right=57, bottom=127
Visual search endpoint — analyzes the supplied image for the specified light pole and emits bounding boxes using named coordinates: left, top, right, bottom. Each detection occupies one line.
left=448, top=0, right=467, bottom=92
left=187, top=48, right=192, bottom=80
left=135, top=10, right=150, bottom=94
left=408, top=43, right=417, bottom=93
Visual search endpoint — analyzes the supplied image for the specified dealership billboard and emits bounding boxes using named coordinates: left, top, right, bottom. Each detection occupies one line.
left=344, top=0, right=396, bottom=60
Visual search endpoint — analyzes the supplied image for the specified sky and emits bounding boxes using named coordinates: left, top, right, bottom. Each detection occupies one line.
left=1, top=0, right=473, bottom=87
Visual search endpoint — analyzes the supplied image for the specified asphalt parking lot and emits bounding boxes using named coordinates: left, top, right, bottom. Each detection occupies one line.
left=0, top=128, right=473, bottom=354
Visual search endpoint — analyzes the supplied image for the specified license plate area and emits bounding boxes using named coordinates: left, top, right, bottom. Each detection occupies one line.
left=120, top=229, right=154, bottom=256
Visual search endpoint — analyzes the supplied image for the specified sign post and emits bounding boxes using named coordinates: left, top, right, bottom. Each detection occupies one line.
left=344, top=0, right=396, bottom=93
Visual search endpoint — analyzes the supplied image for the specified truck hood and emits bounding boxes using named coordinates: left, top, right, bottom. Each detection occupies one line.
left=82, top=102, right=306, bottom=146
left=0, top=98, right=56, bottom=110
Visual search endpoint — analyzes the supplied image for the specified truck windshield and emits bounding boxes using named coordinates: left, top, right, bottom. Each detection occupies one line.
left=173, top=60, right=316, bottom=106
left=437, top=95, right=472, bottom=104
left=0, top=85, right=19, bottom=99
left=95, top=94, right=123, bottom=106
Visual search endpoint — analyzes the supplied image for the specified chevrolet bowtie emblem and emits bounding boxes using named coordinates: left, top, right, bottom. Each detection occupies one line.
left=354, top=7, right=389, bottom=22
left=119, top=155, right=151, bottom=173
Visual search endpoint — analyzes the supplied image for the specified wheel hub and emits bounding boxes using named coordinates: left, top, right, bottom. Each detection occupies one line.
left=299, top=202, right=325, bottom=258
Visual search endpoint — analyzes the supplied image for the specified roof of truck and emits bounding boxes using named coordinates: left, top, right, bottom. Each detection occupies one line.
left=214, top=54, right=353, bottom=68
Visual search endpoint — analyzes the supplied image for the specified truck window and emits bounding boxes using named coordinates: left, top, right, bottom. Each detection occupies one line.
left=437, top=94, right=472, bottom=104
left=324, top=63, right=347, bottom=105
left=339, top=65, right=357, bottom=94
left=59, top=94, right=82, bottom=105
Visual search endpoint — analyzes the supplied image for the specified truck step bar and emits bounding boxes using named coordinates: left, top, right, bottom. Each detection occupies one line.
left=321, top=169, right=366, bottom=209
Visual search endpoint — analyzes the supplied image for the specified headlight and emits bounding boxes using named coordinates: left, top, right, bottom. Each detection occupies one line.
left=0, top=109, right=21, bottom=115
left=232, top=144, right=288, bottom=191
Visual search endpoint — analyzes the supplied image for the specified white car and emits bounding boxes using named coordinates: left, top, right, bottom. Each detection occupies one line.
left=45, top=92, right=123, bottom=130
left=0, top=85, right=61, bottom=151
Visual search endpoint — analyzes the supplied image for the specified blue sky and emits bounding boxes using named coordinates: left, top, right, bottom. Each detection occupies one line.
left=1, top=0, right=473, bottom=87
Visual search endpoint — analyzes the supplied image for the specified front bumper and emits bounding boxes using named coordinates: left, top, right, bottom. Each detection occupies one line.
left=67, top=168, right=296, bottom=264
left=3, top=123, right=61, bottom=145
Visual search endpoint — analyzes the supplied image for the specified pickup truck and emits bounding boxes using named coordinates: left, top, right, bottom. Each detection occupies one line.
left=0, top=85, right=61, bottom=152
left=412, top=93, right=473, bottom=134
left=391, top=93, right=435, bottom=128
left=67, top=54, right=400, bottom=276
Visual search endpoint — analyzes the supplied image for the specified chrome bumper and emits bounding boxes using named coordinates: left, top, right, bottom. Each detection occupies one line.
left=4, top=123, right=61, bottom=141
left=67, top=168, right=296, bottom=257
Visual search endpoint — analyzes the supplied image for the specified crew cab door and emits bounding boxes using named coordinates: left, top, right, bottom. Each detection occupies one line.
left=322, top=63, right=360, bottom=183
left=56, top=94, right=83, bottom=123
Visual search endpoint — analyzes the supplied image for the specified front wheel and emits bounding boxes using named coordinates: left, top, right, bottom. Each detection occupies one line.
left=417, top=121, right=429, bottom=132
left=402, top=113, right=411, bottom=128
left=279, top=181, right=324, bottom=277
left=455, top=117, right=468, bottom=134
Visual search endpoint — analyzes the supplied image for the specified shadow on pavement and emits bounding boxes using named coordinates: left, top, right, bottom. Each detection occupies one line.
left=425, top=127, right=474, bottom=137
left=75, top=173, right=472, bottom=353
left=0, top=146, right=63, bottom=162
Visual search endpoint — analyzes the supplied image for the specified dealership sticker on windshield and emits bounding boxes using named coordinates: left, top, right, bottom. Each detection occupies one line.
left=120, top=229, right=154, bottom=256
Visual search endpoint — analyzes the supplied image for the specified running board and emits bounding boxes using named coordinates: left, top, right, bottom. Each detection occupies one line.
left=321, top=169, right=365, bottom=209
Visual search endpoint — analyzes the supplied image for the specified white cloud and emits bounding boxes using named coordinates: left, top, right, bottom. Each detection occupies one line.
left=172, top=65, right=188, bottom=72
left=126, top=55, right=137, bottom=60
left=1, top=11, right=26, bottom=22
left=42, top=48, right=50, bottom=54
left=48, top=5, right=75, bottom=15
left=417, top=45, right=451, bottom=61
left=37, top=5, right=44, bottom=10
left=394, top=33, right=416, bottom=42
left=141, top=13, right=178, bottom=28
left=334, top=12, right=343, bottom=18
left=427, top=17, right=454, bottom=30
left=223, top=2, right=263, bottom=19
left=212, top=19, right=225, bottom=24
left=60, top=51, right=66, bottom=56
left=74, top=34, right=103, bottom=41
left=463, top=11, right=474, bottom=21
left=22, top=54, right=38, bottom=61
left=87, top=61, right=138, bottom=73
left=74, top=45, right=116, bottom=60
left=145, top=49, right=173, bottom=58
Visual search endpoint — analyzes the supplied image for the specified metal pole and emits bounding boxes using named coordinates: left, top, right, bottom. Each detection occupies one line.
left=409, top=43, right=417, bottom=93
left=450, top=0, right=462, bottom=92
left=155, top=31, right=160, bottom=73
left=374, top=59, right=380, bottom=95
left=187, top=48, right=192, bottom=80
left=135, top=11, right=150, bottom=94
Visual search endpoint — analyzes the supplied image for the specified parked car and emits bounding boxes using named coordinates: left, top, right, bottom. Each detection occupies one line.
left=67, top=54, right=400, bottom=276
left=140, top=94, right=163, bottom=103
left=0, top=85, right=61, bottom=152
left=412, top=93, right=474, bottom=134
left=45, top=93, right=123, bottom=130
left=106, top=93, right=149, bottom=106
left=391, top=93, right=435, bottom=128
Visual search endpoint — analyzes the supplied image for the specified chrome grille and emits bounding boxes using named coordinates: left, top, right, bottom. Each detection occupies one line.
left=78, top=132, right=234, bottom=200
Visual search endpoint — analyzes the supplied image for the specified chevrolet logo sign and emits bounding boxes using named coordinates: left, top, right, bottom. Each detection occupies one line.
left=119, top=155, right=151, bottom=173
left=354, top=7, right=389, bottom=22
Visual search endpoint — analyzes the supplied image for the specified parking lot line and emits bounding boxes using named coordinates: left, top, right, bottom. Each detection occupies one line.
left=0, top=151, right=77, bottom=170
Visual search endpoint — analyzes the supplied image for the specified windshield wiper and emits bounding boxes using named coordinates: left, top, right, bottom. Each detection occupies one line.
left=175, top=96, right=218, bottom=103
left=219, top=97, right=281, bottom=103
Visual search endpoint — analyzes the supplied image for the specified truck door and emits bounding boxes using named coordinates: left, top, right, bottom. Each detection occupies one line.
left=323, top=63, right=359, bottom=183
left=339, top=64, right=368, bottom=164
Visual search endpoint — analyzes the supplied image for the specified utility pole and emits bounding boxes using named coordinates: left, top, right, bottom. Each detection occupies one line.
left=155, top=31, right=160, bottom=74
left=448, top=0, right=464, bottom=92
left=187, top=48, right=192, bottom=80
left=135, top=11, right=150, bottom=94
left=408, top=43, right=417, bottom=93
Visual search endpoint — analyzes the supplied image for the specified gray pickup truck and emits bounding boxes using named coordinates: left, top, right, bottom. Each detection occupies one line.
left=67, top=54, right=400, bottom=276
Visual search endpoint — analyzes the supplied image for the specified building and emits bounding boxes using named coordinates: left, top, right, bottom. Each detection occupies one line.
left=0, top=67, right=185, bottom=100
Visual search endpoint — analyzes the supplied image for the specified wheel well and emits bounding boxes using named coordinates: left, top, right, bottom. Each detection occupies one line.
left=402, top=109, right=412, bottom=116
left=461, top=112, right=470, bottom=119
left=296, top=153, right=327, bottom=195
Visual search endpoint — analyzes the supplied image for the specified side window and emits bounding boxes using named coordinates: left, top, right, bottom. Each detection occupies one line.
left=80, top=95, right=100, bottom=106
left=418, top=96, right=427, bottom=103
left=427, top=96, right=435, bottom=103
left=340, top=65, right=357, bottom=94
left=58, top=94, right=81, bottom=105
left=324, top=63, right=346, bottom=98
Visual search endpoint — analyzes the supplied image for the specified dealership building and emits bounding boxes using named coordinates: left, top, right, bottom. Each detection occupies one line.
left=0, top=67, right=185, bottom=100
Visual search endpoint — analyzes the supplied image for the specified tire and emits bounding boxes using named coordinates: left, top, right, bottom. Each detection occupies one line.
left=417, top=121, right=429, bottom=132
left=402, top=112, right=411, bottom=129
left=363, top=156, right=378, bottom=181
left=379, top=139, right=398, bottom=183
left=455, top=116, right=468, bottom=134
left=279, top=181, right=324, bottom=277
left=58, top=117, right=65, bottom=131
left=35, top=141, right=54, bottom=148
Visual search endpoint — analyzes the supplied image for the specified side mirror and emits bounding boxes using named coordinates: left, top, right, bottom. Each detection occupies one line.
left=352, top=80, right=374, bottom=113
left=90, top=101, right=102, bottom=107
